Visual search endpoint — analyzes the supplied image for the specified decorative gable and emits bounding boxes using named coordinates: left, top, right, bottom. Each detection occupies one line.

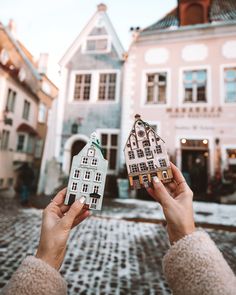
left=124, top=114, right=173, bottom=189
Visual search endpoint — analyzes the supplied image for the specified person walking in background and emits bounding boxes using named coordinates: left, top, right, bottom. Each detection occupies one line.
left=2, top=163, right=236, bottom=295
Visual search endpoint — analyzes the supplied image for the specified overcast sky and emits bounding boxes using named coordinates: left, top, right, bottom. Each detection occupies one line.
left=0, top=0, right=177, bottom=84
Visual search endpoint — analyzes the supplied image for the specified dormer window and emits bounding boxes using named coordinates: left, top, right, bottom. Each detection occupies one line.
left=85, top=36, right=110, bottom=53
left=88, top=148, right=95, bottom=157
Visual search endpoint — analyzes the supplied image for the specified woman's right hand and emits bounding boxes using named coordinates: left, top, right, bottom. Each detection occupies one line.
left=146, top=162, right=195, bottom=244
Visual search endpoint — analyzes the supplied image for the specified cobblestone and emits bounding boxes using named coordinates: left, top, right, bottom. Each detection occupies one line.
left=0, top=201, right=236, bottom=294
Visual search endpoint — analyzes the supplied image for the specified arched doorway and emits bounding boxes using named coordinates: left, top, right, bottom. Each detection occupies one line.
left=70, top=140, right=86, bottom=167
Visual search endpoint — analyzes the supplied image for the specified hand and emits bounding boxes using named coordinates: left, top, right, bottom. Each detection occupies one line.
left=147, top=163, right=195, bottom=244
left=36, top=188, right=90, bottom=270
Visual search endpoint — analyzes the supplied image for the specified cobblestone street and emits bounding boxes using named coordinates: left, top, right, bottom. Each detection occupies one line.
left=0, top=199, right=236, bottom=295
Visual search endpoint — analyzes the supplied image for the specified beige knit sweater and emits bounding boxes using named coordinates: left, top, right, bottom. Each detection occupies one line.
left=2, top=231, right=236, bottom=295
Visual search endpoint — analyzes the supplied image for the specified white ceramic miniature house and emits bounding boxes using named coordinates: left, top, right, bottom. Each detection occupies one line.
left=65, top=132, right=108, bottom=210
left=124, top=114, right=173, bottom=189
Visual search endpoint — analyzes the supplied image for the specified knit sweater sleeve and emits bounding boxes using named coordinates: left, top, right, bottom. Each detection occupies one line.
left=162, top=231, right=236, bottom=295
left=2, top=256, right=67, bottom=295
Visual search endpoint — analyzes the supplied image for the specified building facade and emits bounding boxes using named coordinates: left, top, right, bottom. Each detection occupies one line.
left=54, top=3, right=124, bottom=181
left=121, top=0, right=236, bottom=195
left=0, top=21, right=58, bottom=191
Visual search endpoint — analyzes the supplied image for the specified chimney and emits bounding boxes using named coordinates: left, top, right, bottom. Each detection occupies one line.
left=97, top=3, right=107, bottom=12
left=8, top=19, right=17, bottom=38
left=38, top=53, right=48, bottom=74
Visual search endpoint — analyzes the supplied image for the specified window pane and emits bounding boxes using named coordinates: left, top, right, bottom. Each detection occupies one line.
left=158, top=73, right=166, bottom=83
left=147, top=74, right=155, bottom=82
left=101, top=134, right=108, bottom=145
left=225, top=69, right=236, bottom=80
left=197, top=86, right=206, bottom=102
left=109, top=74, right=116, bottom=83
left=147, top=86, right=154, bottom=103
left=110, top=149, right=117, bottom=170
left=108, top=85, right=116, bottom=100
left=184, top=88, right=193, bottom=102
left=111, top=134, right=117, bottom=146
left=196, top=70, right=206, bottom=82
left=184, top=71, right=193, bottom=82
left=158, top=85, right=166, bottom=103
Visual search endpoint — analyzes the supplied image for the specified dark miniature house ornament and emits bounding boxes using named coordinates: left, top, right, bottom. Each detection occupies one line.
left=65, top=132, right=108, bottom=210
left=124, top=114, right=173, bottom=189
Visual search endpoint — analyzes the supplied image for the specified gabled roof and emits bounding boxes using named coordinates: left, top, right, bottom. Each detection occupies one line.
left=124, top=114, right=165, bottom=150
left=141, top=0, right=236, bottom=34
left=59, top=4, right=124, bottom=66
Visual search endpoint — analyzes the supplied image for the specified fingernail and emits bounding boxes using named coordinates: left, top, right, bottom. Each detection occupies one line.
left=79, top=196, right=86, bottom=204
left=153, top=176, right=160, bottom=183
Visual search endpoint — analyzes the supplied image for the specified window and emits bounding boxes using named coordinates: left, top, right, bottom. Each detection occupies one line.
left=128, top=151, right=135, bottom=160
left=156, top=145, right=162, bottom=154
left=91, top=158, right=98, bottom=166
left=146, top=72, right=167, bottom=104
left=142, top=175, right=148, bottom=182
left=159, top=159, right=167, bottom=167
left=22, top=100, right=30, bottom=120
left=142, top=140, right=150, bottom=147
left=148, top=161, right=155, bottom=170
left=94, top=172, right=102, bottom=182
left=129, top=164, right=139, bottom=173
left=137, top=149, right=144, bottom=158
left=34, top=139, right=43, bottom=158
left=27, top=135, right=35, bottom=154
left=140, top=162, right=148, bottom=171
left=144, top=147, right=153, bottom=158
left=6, top=89, right=16, bottom=112
left=93, top=185, right=99, bottom=194
left=17, top=134, right=25, bottom=151
left=86, top=38, right=108, bottom=52
left=224, top=68, right=236, bottom=103
left=92, top=198, right=98, bottom=204
left=183, top=70, right=207, bottom=103
left=74, top=74, right=91, bottom=101
left=81, top=184, right=89, bottom=193
left=162, top=171, right=168, bottom=179
left=0, top=179, right=4, bottom=188
left=8, top=178, right=13, bottom=187
left=98, top=73, right=116, bottom=101
left=82, top=157, right=88, bottom=165
left=71, top=182, right=77, bottom=191
left=38, top=103, right=47, bottom=123
left=73, top=169, right=80, bottom=178
left=1, top=130, right=10, bottom=150
left=84, top=171, right=91, bottom=180
left=88, top=148, right=95, bottom=157
left=101, top=132, right=118, bottom=171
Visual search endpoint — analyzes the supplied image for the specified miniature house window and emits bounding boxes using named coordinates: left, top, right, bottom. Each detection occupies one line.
left=92, top=198, right=98, bottom=204
left=137, top=130, right=145, bottom=137
left=84, top=171, right=91, bottom=180
left=128, top=151, right=135, bottom=160
left=162, top=171, right=168, bottom=179
left=82, top=157, right=89, bottom=165
left=71, top=182, right=78, bottom=191
left=129, top=164, right=139, bottom=173
left=91, top=158, right=98, bottom=166
left=74, top=74, right=91, bottom=101
left=156, top=145, right=162, bottom=154
left=224, top=68, right=236, bottom=103
left=148, top=161, right=155, bottom=170
left=137, top=149, right=144, bottom=158
left=73, top=169, right=80, bottom=179
left=140, top=162, right=148, bottom=171
left=98, top=73, right=117, bottom=101
left=143, top=140, right=150, bottom=147
left=146, top=72, right=167, bottom=104
left=93, top=185, right=99, bottom=194
left=95, top=172, right=102, bottom=182
left=81, top=184, right=89, bottom=193
left=144, top=147, right=153, bottom=158
left=183, top=70, right=207, bottom=103
left=142, top=175, right=148, bottom=182
left=159, top=159, right=167, bottom=167
left=88, top=148, right=95, bottom=157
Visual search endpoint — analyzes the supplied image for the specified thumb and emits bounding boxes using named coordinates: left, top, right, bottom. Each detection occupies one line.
left=61, top=197, right=86, bottom=229
left=152, top=176, right=173, bottom=207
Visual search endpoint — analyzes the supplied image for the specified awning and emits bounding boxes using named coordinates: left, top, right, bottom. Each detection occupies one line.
left=16, top=123, right=38, bottom=136
left=89, top=193, right=101, bottom=199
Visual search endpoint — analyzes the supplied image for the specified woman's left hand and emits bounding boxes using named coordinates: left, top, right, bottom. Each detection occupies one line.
left=36, top=188, right=90, bottom=270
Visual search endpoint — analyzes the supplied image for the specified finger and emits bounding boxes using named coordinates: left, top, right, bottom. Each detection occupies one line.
left=61, top=197, right=86, bottom=229
left=72, top=210, right=91, bottom=228
left=51, top=188, right=67, bottom=206
left=152, top=176, right=174, bottom=206
left=170, top=163, right=190, bottom=191
left=164, top=181, right=177, bottom=195
left=146, top=187, right=157, bottom=200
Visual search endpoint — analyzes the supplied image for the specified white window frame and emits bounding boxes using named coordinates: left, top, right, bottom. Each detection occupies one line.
left=91, top=158, right=98, bottom=166
left=82, top=35, right=111, bottom=54
left=178, top=65, right=212, bottom=107
left=22, top=99, right=31, bottom=120
left=16, top=133, right=26, bottom=152
left=68, top=70, right=120, bottom=104
left=93, top=185, right=99, bottom=194
left=81, top=157, right=89, bottom=165
left=96, top=128, right=120, bottom=174
left=84, top=171, right=91, bottom=180
left=71, top=182, right=78, bottom=191
left=73, top=169, right=80, bottom=179
left=141, top=68, right=171, bottom=108
left=220, top=63, right=236, bottom=106
left=38, top=102, right=47, bottom=123
left=94, top=172, right=102, bottom=182
left=81, top=183, right=89, bottom=193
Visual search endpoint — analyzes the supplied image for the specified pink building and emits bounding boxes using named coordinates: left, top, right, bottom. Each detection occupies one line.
left=121, top=0, right=236, bottom=195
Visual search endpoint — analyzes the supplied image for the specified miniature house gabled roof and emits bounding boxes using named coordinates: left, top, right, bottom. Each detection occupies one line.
left=59, top=3, right=124, bottom=67
left=124, top=114, right=165, bottom=151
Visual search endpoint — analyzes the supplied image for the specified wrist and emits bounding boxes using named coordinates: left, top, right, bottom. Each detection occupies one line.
left=35, top=249, right=60, bottom=270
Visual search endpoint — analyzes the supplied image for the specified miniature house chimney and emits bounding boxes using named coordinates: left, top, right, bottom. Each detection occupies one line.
left=38, top=53, right=49, bottom=74
left=135, top=114, right=141, bottom=120
left=97, top=3, right=107, bottom=12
